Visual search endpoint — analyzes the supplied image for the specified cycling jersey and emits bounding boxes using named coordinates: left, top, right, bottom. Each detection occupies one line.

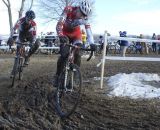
left=56, top=6, right=94, bottom=44
left=11, top=17, right=37, bottom=43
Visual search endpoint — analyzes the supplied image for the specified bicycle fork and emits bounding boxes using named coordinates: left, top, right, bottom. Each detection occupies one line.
left=12, top=57, right=19, bottom=74
left=64, top=64, right=74, bottom=92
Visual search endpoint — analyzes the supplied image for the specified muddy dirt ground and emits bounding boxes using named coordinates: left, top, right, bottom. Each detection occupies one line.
left=0, top=53, right=160, bottom=130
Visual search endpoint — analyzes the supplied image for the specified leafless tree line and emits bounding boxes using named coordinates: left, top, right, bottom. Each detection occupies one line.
left=37, top=0, right=95, bottom=22
left=1, top=0, right=95, bottom=33
left=2, top=0, right=33, bottom=32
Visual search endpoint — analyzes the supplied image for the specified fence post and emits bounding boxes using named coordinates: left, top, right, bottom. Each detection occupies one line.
left=100, top=31, right=108, bottom=89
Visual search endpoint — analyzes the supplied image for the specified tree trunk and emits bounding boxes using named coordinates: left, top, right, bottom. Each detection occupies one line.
left=19, top=0, right=26, bottom=18
left=19, top=0, right=34, bottom=18
left=2, top=0, right=13, bottom=33
left=8, top=6, right=13, bottom=32
left=29, top=0, right=34, bottom=10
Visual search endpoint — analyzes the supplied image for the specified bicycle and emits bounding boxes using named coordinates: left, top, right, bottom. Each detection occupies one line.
left=11, top=42, right=29, bottom=87
left=54, top=41, right=93, bottom=118
left=106, top=41, right=120, bottom=54
left=126, top=42, right=136, bottom=54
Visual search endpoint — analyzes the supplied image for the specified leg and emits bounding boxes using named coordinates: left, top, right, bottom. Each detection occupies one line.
left=56, top=43, right=70, bottom=75
left=54, top=44, right=70, bottom=87
left=121, top=46, right=126, bottom=57
left=74, top=50, right=81, bottom=67
left=73, top=43, right=82, bottom=67
left=145, top=43, right=149, bottom=54
left=56, top=56, right=66, bottom=76
left=28, top=39, right=40, bottom=57
left=24, top=39, right=40, bottom=65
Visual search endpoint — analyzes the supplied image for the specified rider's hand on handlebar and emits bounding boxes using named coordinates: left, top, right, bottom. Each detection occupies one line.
left=59, top=35, right=69, bottom=44
left=7, top=37, right=14, bottom=45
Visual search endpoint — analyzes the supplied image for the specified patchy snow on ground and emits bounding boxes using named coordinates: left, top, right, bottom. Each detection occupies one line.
left=95, top=73, right=160, bottom=99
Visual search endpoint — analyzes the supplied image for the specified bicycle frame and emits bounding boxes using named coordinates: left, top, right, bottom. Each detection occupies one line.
left=11, top=42, right=29, bottom=87
left=63, top=47, right=76, bottom=92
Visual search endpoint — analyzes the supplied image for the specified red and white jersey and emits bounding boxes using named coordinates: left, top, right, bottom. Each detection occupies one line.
left=56, top=6, right=94, bottom=44
left=11, top=17, right=37, bottom=38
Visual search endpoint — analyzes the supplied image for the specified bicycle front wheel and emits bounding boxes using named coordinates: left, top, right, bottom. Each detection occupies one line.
left=11, top=57, right=19, bottom=87
left=18, top=57, right=24, bottom=80
left=55, top=64, right=82, bottom=118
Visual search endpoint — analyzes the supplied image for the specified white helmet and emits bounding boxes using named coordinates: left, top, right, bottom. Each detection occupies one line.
left=80, top=0, right=91, bottom=16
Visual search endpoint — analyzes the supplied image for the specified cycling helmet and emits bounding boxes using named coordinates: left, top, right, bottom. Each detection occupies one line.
left=80, top=0, right=91, bottom=16
left=25, top=10, right=36, bottom=20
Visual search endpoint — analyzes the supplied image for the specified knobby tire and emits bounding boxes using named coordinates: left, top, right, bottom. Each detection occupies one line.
left=55, top=64, right=82, bottom=118
left=11, top=57, right=19, bottom=87
left=18, top=57, right=24, bottom=80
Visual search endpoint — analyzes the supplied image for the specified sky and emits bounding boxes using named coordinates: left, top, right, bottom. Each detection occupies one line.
left=95, top=73, right=160, bottom=99
left=1, top=0, right=160, bottom=36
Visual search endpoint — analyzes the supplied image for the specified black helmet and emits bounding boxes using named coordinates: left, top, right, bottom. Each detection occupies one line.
left=25, top=10, right=35, bottom=20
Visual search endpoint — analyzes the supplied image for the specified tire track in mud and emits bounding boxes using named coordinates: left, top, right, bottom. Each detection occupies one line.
left=0, top=54, right=160, bottom=129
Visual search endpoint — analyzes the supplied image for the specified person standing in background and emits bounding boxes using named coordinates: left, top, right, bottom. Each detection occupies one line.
left=0, top=36, right=2, bottom=46
left=139, top=34, right=148, bottom=54
left=118, top=31, right=129, bottom=57
left=157, top=36, right=160, bottom=54
left=81, top=29, right=87, bottom=48
left=152, top=33, right=157, bottom=53
left=98, top=35, right=104, bottom=53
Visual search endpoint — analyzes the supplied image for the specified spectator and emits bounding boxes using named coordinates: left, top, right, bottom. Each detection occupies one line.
left=81, top=29, right=87, bottom=48
left=139, top=34, right=148, bottom=54
left=0, top=40, right=1, bottom=46
left=157, top=36, right=160, bottom=54
left=152, top=33, right=157, bottom=53
left=0, top=35, right=2, bottom=46
left=135, top=36, right=143, bottom=54
left=98, top=35, right=104, bottom=53
left=118, top=31, right=129, bottom=57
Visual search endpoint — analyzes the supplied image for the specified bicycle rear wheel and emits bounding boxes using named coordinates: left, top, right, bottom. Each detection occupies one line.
left=127, top=45, right=135, bottom=54
left=55, top=64, right=82, bottom=118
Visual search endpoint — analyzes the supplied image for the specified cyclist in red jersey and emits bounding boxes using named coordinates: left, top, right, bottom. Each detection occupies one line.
left=54, top=0, right=95, bottom=86
left=9, top=10, right=40, bottom=77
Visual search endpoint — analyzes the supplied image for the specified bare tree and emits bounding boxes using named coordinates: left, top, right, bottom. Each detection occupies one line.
left=37, top=0, right=76, bottom=22
left=19, top=0, right=34, bottom=18
left=2, top=0, right=13, bottom=32
left=37, top=0, right=95, bottom=22
left=29, top=0, right=34, bottom=10
left=2, top=0, right=34, bottom=33
left=19, top=0, right=26, bottom=18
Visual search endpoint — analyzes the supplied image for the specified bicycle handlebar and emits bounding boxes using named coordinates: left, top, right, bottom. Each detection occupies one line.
left=16, top=42, right=30, bottom=46
left=58, top=35, right=94, bottom=61
left=66, top=43, right=94, bottom=61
